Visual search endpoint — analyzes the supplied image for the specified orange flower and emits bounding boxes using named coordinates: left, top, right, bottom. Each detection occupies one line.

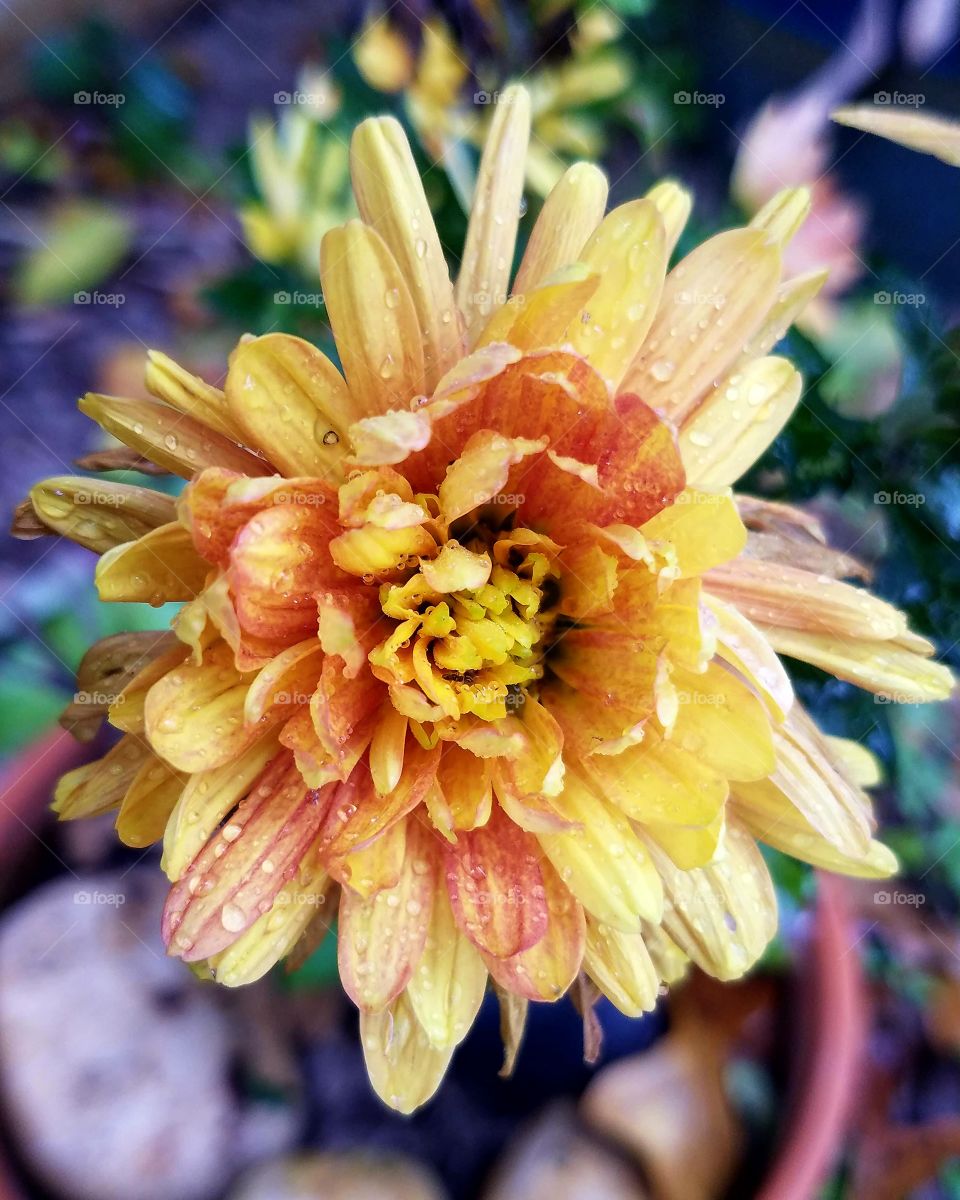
left=17, top=85, right=953, bottom=1113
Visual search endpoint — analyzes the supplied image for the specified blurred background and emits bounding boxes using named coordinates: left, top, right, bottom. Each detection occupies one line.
left=1, top=0, right=960, bottom=1197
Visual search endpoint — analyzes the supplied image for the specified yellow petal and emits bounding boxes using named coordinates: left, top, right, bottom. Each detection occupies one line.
left=748, top=186, right=811, bottom=248
left=565, top=199, right=668, bottom=389
left=161, top=733, right=280, bottom=880
left=741, top=269, right=828, bottom=359
left=108, top=642, right=190, bottom=734
left=455, top=83, right=531, bottom=337
left=760, top=625, right=955, bottom=702
left=623, top=228, right=781, bottom=422
left=644, top=179, right=692, bottom=256
left=350, top=115, right=461, bottom=388
left=208, top=855, right=330, bottom=986
left=145, top=644, right=267, bottom=773
left=438, top=430, right=546, bottom=521
left=476, top=267, right=599, bottom=353
left=537, top=770, right=663, bottom=931
left=361, top=992, right=454, bottom=1113
left=832, top=105, right=960, bottom=166
left=645, top=808, right=726, bottom=870
left=420, top=541, right=492, bottom=592
left=79, top=393, right=270, bottom=479
left=225, top=333, right=355, bottom=479
left=320, top=220, right=426, bottom=418
left=27, top=476, right=175, bottom=553
left=145, top=349, right=244, bottom=441
left=95, top=522, right=209, bottom=604
left=639, top=489, right=747, bottom=577
left=53, top=734, right=151, bottom=820
left=736, top=799, right=897, bottom=879
left=407, top=884, right=488, bottom=1048
left=115, top=754, right=185, bottom=848
left=348, top=409, right=432, bottom=467
left=646, top=819, right=777, bottom=981
left=702, top=593, right=793, bottom=721
left=670, top=662, right=776, bottom=782
left=584, top=917, right=659, bottom=1017
left=825, top=735, right=882, bottom=788
left=679, top=356, right=802, bottom=488
left=513, top=161, right=609, bottom=293
left=369, top=705, right=408, bottom=795
left=338, top=819, right=436, bottom=1011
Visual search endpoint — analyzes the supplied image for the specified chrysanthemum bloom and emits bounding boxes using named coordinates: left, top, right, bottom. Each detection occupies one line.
left=17, top=85, right=953, bottom=1112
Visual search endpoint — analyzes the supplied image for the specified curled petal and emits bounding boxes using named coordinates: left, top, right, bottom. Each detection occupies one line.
left=320, top=221, right=426, bottom=418
left=115, top=754, right=186, bottom=848
left=513, top=162, right=608, bottom=293
left=25, top=476, right=175, bottom=553
left=645, top=818, right=777, bottom=981
left=583, top=917, right=659, bottom=1017
left=53, top=734, right=151, bottom=820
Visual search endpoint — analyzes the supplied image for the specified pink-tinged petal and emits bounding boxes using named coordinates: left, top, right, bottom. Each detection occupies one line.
left=338, top=817, right=436, bottom=1011
left=484, top=860, right=585, bottom=1001
left=162, top=750, right=333, bottom=961
left=310, top=658, right=384, bottom=780
left=444, top=802, right=548, bottom=958
left=318, top=745, right=440, bottom=867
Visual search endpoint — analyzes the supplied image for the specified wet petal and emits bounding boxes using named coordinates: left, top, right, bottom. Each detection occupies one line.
left=225, top=333, right=355, bottom=479
left=115, top=754, right=186, bottom=848
left=583, top=917, right=659, bottom=1017
left=320, top=220, right=426, bottom=417
left=53, top=734, right=151, bottom=820
left=145, top=349, right=243, bottom=442
left=26, top=476, right=175, bottom=553
left=513, top=161, right=608, bottom=293
left=96, top=522, right=209, bottom=604
left=444, top=802, right=548, bottom=958
left=338, top=817, right=436, bottom=1011
left=361, top=992, right=454, bottom=1114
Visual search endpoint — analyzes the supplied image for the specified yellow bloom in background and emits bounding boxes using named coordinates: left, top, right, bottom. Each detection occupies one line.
left=353, top=9, right=635, bottom=199
left=832, top=104, right=960, bottom=165
left=240, top=67, right=354, bottom=276
left=17, top=85, right=954, bottom=1113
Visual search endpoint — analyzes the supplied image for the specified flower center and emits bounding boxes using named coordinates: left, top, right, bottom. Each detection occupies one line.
left=369, top=525, right=561, bottom=725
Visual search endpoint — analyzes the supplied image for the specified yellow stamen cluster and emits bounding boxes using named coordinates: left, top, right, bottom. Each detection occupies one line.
left=370, top=527, right=561, bottom=726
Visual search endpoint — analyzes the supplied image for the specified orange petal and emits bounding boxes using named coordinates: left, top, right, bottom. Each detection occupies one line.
left=436, top=746, right=493, bottom=831
left=162, top=750, right=332, bottom=961
left=338, top=817, right=436, bottom=1011
left=444, top=802, right=548, bottom=958
left=484, top=860, right=585, bottom=1001
left=244, top=639, right=324, bottom=725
